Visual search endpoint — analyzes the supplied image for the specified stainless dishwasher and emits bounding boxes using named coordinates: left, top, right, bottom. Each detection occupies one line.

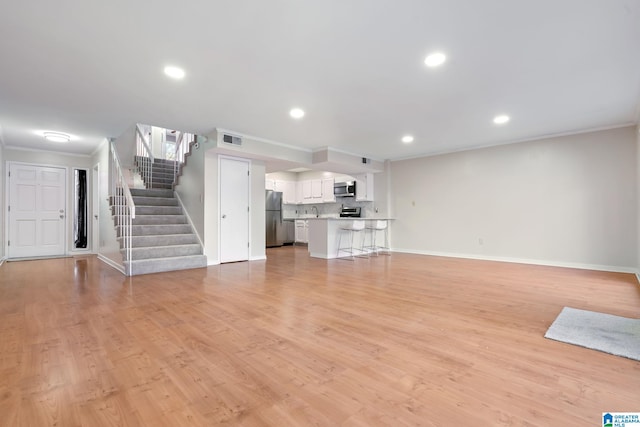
left=282, top=220, right=295, bottom=245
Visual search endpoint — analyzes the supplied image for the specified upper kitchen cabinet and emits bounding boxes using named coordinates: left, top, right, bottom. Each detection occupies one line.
left=311, top=180, right=322, bottom=199
left=265, top=179, right=276, bottom=191
left=301, top=180, right=312, bottom=203
left=322, top=178, right=335, bottom=203
left=300, top=179, right=325, bottom=204
left=273, top=180, right=297, bottom=204
left=355, top=173, right=374, bottom=201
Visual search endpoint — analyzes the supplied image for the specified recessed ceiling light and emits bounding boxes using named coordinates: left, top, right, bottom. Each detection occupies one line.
left=164, top=66, right=185, bottom=79
left=424, top=52, right=446, bottom=67
left=43, top=132, right=71, bottom=143
left=493, top=115, right=510, bottom=124
left=289, top=108, right=305, bottom=119
left=401, top=135, right=414, bottom=143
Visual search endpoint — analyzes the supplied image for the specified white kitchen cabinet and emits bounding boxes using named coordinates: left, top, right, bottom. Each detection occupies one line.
left=322, top=178, right=335, bottom=203
left=265, top=179, right=275, bottom=191
left=295, top=219, right=308, bottom=243
left=355, top=173, right=374, bottom=201
left=301, top=179, right=323, bottom=204
left=311, top=179, right=322, bottom=198
left=295, top=181, right=303, bottom=204
left=302, top=180, right=313, bottom=204
left=274, top=180, right=296, bottom=204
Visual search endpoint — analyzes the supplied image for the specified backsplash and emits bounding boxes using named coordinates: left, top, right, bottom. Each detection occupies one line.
left=283, top=200, right=374, bottom=218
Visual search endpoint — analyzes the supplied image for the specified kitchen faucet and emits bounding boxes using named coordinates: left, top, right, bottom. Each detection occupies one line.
left=311, top=206, right=319, bottom=218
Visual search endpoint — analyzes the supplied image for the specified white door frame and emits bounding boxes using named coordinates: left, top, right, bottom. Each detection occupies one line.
left=218, top=155, right=251, bottom=263
left=5, top=161, right=68, bottom=259
left=70, top=167, right=90, bottom=254
left=92, top=163, right=100, bottom=254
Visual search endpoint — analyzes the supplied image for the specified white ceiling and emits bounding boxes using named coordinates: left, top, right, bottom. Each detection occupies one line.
left=1, top=0, right=639, bottom=162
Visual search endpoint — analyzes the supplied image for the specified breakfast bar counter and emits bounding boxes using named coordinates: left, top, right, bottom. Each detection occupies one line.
left=306, top=218, right=393, bottom=259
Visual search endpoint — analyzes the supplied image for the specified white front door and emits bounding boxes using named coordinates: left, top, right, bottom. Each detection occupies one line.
left=219, top=157, right=250, bottom=263
left=8, top=163, right=67, bottom=258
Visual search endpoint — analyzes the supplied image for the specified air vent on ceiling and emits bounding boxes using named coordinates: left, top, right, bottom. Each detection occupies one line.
left=222, top=134, right=242, bottom=146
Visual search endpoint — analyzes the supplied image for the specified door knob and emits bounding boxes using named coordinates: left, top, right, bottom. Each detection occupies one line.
left=222, top=214, right=227, bottom=219
left=60, top=215, right=65, bottom=219
left=94, top=215, right=98, bottom=219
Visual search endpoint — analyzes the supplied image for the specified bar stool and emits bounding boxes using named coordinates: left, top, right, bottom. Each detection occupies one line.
left=366, top=220, right=390, bottom=256
left=336, top=220, right=368, bottom=260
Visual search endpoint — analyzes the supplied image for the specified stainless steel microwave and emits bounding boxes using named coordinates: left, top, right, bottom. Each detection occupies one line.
left=334, top=181, right=356, bottom=197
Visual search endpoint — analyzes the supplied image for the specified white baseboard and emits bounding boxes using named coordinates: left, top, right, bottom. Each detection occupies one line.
left=97, top=254, right=125, bottom=274
left=0, top=256, right=5, bottom=267
left=309, top=252, right=331, bottom=259
left=635, top=273, right=640, bottom=286
left=207, top=256, right=266, bottom=265
left=391, top=248, right=638, bottom=274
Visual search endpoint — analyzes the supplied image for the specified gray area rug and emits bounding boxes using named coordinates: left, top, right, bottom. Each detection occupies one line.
left=545, top=307, right=640, bottom=361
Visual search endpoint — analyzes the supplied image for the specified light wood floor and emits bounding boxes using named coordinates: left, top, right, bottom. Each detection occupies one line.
left=0, top=248, right=638, bottom=426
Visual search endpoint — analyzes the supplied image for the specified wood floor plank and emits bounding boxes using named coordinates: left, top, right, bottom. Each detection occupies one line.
left=0, top=249, right=638, bottom=426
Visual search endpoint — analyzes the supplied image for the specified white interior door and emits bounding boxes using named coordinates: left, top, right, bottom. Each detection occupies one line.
left=8, top=163, right=67, bottom=258
left=220, top=157, right=250, bottom=263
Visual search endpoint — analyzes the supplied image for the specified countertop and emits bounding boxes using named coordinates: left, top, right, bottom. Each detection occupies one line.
left=284, top=216, right=394, bottom=221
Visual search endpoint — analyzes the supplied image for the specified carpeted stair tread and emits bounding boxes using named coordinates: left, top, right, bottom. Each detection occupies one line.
left=131, top=196, right=179, bottom=206
left=125, top=244, right=203, bottom=260
left=124, top=255, right=207, bottom=275
left=130, top=205, right=183, bottom=215
left=130, top=188, right=174, bottom=197
left=114, top=214, right=187, bottom=225
left=148, top=183, right=174, bottom=189
left=127, top=234, right=200, bottom=247
left=117, top=224, right=193, bottom=236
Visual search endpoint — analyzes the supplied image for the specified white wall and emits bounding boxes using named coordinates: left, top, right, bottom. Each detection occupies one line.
left=0, top=143, right=4, bottom=260
left=175, top=138, right=210, bottom=242
left=373, top=160, right=391, bottom=217
left=265, top=171, right=298, bottom=181
left=390, top=126, right=637, bottom=272
left=251, top=161, right=266, bottom=260
left=151, top=126, right=164, bottom=158
left=113, top=125, right=137, bottom=170
left=637, top=125, right=640, bottom=275
left=91, top=141, right=122, bottom=268
left=4, top=148, right=95, bottom=256
left=203, top=151, right=218, bottom=263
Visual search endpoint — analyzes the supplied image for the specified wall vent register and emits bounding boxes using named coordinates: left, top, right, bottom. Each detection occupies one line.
left=222, top=134, right=243, bottom=146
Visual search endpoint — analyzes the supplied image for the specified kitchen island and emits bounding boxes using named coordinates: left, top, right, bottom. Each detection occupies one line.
left=305, top=217, right=393, bottom=259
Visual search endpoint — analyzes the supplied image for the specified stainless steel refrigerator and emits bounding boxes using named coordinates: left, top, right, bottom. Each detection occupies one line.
left=265, top=190, right=284, bottom=247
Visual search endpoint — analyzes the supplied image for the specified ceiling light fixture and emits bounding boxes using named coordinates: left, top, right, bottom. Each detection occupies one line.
left=401, top=135, right=414, bottom=143
left=43, top=132, right=71, bottom=143
left=164, top=66, right=185, bottom=79
left=493, top=115, right=510, bottom=124
left=289, top=108, right=305, bottom=119
left=424, top=52, right=446, bottom=67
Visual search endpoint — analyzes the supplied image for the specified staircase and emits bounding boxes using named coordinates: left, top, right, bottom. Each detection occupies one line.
left=134, top=156, right=179, bottom=189
left=107, top=128, right=205, bottom=276
left=113, top=188, right=207, bottom=275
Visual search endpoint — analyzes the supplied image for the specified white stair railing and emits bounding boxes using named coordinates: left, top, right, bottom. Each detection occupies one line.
left=110, top=140, right=136, bottom=276
left=135, top=124, right=154, bottom=188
